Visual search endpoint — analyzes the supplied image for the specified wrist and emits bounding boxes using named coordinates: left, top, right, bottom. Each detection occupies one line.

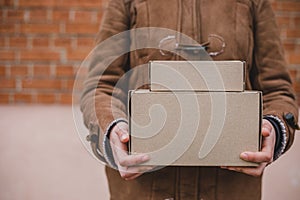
left=103, top=118, right=128, bottom=169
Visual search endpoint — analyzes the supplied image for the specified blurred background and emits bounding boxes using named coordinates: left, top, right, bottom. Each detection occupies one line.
left=0, top=0, right=299, bottom=199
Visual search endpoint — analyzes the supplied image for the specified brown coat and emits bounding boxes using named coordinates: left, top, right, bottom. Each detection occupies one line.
left=81, top=0, right=298, bottom=199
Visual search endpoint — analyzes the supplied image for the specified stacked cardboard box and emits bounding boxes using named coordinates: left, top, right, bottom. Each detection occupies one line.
left=129, top=61, right=262, bottom=166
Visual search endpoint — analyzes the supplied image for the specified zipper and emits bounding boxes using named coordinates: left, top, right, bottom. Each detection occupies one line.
left=195, top=0, right=202, bottom=43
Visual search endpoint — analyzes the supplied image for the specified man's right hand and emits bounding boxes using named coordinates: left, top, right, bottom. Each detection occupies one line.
left=109, top=122, right=152, bottom=180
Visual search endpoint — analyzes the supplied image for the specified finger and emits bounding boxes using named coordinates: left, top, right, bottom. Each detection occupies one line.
left=119, top=165, right=153, bottom=180
left=110, top=136, right=150, bottom=167
left=260, top=125, right=276, bottom=161
left=110, top=132, right=129, bottom=153
left=113, top=124, right=129, bottom=143
left=261, top=135, right=275, bottom=157
left=262, top=127, right=271, bottom=137
left=262, top=119, right=273, bottom=137
left=119, top=165, right=153, bottom=174
left=120, top=171, right=143, bottom=180
left=226, top=163, right=267, bottom=177
left=109, top=132, right=131, bottom=168
left=118, top=165, right=139, bottom=179
left=118, top=154, right=150, bottom=167
left=110, top=135, right=151, bottom=173
left=240, top=151, right=272, bottom=163
left=125, top=173, right=143, bottom=181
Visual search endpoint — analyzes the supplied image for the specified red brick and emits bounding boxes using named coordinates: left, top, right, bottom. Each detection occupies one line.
left=18, top=0, right=56, bottom=7
left=74, top=11, right=94, bottom=23
left=59, top=93, right=72, bottom=104
left=289, top=53, right=300, bottom=64
left=0, top=37, right=5, bottom=47
left=294, top=17, right=300, bottom=28
left=63, top=0, right=102, bottom=8
left=0, top=24, right=15, bottom=33
left=19, top=0, right=102, bottom=9
left=52, top=10, right=69, bottom=22
left=286, top=29, right=300, bottom=38
left=19, top=23, right=60, bottom=34
left=283, top=42, right=296, bottom=52
left=33, top=65, right=51, bottom=76
left=0, top=79, right=15, bottom=89
left=29, top=10, right=48, bottom=22
left=14, top=93, right=32, bottom=103
left=56, top=65, right=75, bottom=77
left=64, top=79, right=75, bottom=90
left=67, top=49, right=91, bottom=61
left=97, top=12, right=103, bottom=23
left=65, top=23, right=99, bottom=34
left=0, top=50, right=15, bottom=60
left=20, top=49, right=60, bottom=61
left=271, top=1, right=279, bottom=9
left=54, top=37, right=72, bottom=48
left=76, top=37, right=95, bottom=47
left=275, top=16, right=290, bottom=28
left=294, top=80, right=300, bottom=93
left=9, top=36, right=27, bottom=48
left=279, top=2, right=300, bottom=12
left=0, top=0, right=14, bottom=6
left=6, top=9, right=25, bottom=21
left=32, top=37, right=49, bottom=47
left=0, top=93, right=10, bottom=103
left=37, top=93, right=56, bottom=104
left=0, top=66, right=6, bottom=76
left=10, top=65, right=28, bottom=76
left=22, top=79, right=61, bottom=90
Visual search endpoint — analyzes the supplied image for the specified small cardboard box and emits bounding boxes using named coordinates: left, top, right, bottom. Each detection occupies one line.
left=129, top=90, right=262, bottom=166
left=150, top=61, right=245, bottom=92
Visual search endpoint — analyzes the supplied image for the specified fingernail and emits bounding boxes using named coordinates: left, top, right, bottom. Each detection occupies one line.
left=241, top=152, right=248, bottom=160
left=121, top=134, right=128, bottom=141
left=262, top=128, right=270, bottom=136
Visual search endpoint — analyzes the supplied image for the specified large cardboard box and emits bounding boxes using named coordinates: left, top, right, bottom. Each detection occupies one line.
left=129, top=90, right=262, bottom=166
left=150, top=61, right=245, bottom=92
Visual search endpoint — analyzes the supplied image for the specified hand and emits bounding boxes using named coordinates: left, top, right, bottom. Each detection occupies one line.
left=109, top=122, right=152, bottom=180
left=221, top=119, right=276, bottom=177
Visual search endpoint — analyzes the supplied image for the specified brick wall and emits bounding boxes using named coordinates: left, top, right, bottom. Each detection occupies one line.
left=0, top=0, right=105, bottom=104
left=272, top=0, right=300, bottom=106
left=0, top=0, right=300, bottom=104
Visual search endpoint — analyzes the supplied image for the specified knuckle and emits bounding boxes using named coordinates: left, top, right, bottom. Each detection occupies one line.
left=264, top=154, right=272, bottom=161
left=134, top=157, right=142, bottom=164
left=118, top=158, right=127, bottom=166
left=115, top=125, right=124, bottom=134
left=253, top=172, right=260, bottom=177
left=251, top=170, right=262, bottom=177
left=120, top=172, right=128, bottom=179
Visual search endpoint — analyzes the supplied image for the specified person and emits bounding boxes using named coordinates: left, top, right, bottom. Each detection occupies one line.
left=81, top=0, right=299, bottom=199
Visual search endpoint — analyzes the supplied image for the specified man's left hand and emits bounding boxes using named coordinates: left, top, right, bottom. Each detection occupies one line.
left=222, top=119, right=276, bottom=177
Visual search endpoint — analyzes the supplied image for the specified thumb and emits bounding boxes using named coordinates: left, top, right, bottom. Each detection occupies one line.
left=113, top=122, right=129, bottom=143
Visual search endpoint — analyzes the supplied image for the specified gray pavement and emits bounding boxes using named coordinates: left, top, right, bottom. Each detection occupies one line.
left=0, top=105, right=299, bottom=200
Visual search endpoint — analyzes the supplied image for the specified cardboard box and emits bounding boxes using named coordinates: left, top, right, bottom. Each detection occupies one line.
left=150, top=61, right=245, bottom=92
left=129, top=90, right=262, bottom=166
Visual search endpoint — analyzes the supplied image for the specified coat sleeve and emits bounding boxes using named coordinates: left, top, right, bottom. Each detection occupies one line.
left=250, top=0, right=298, bottom=157
left=80, top=0, right=131, bottom=164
